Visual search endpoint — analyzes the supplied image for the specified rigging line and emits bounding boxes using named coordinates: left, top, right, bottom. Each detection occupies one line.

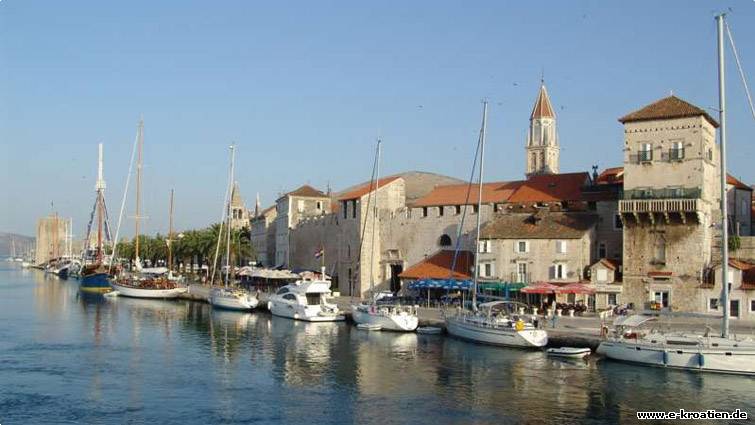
left=356, top=141, right=380, bottom=279
left=725, top=21, right=755, bottom=121
left=449, top=117, right=483, bottom=280
left=210, top=146, right=235, bottom=285
left=109, top=127, right=140, bottom=274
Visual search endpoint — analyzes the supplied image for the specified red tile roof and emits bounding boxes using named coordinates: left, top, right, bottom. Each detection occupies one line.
left=531, top=84, right=555, bottom=119
left=595, top=167, right=624, bottom=185
left=594, top=258, right=621, bottom=270
left=508, top=172, right=589, bottom=203
left=279, top=185, right=327, bottom=200
left=399, top=250, right=473, bottom=280
left=337, top=176, right=401, bottom=201
left=727, top=175, right=752, bottom=191
left=481, top=211, right=598, bottom=239
left=619, top=95, right=719, bottom=128
left=412, top=172, right=588, bottom=208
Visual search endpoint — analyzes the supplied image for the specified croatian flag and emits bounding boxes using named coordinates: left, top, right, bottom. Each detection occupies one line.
left=314, top=247, right=324, bottom=259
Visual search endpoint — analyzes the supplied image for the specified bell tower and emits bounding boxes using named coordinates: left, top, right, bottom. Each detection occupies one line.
left=526, top=82, right=559, bottom=177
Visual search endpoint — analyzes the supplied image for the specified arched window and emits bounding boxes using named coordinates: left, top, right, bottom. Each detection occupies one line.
left=439, top=234, right=452, bottom=247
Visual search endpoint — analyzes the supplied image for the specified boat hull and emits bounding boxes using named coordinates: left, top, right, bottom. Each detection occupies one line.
left=268, top=300, right=344, bottom=322
left=80, top=272, right=112, bottom=293
left=445, top=316, right=548, bottom=348
left=597, top=341, right=755, bottom=375
left=209, top=290, right=259, bottom=311
left=110, top=282, right=187, bottom=299
left=352, top=306, right=419, bottom=332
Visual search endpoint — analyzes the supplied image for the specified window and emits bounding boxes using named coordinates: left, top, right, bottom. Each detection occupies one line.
left=730, top=300, right=740, bottom=318
left=422, top=207, right=428, bottom=218
left=598, top=242, right=607, bottom=259
left=454, top=205, right=461, bottom=215
left=556, top=240, right=567, bottom=254
left=297, top=200, right=305, bottom=213
left=653, top=237, right=666, bottom=264
left=438, top=206, right=444, bottom=217
left=493, top=204, right=499, bottom=213
left=472, top=204, right=479, bottom=214
left=608, top=293, right=617, bottom=306
left=352, top=200, right=357, bottom=218
left=709, top=298, right=719, bottom=311
left=516, top=262, right=528, bottom=283
left=342, top=201, right=348, bottom=219
left=478, top=240, right=491, bottom=253
left=480, top=262, right=494, bottom=278
left=670, top=141, right=684, bottom=160
left=639, top=143, right=653, bottom=162
left=283, top=293, right=297, bottom=301
left=316, top=201, right=322, bottom=211
left=276, top=287, right=289, bottom=295
left=707, top=148, right=713, bottom=161
left=439, top=234, right=452, bottom=247
left=597, top=269, right=608, bottom=282
left=515, top=241, right=529, bottom=254
left=613, top=214, right=623, bottom=230
left=653, top=291, right=669, bottom=308
left=751, top=300, right=755, bottom=313
left=555, top=263, right=567, bottom=279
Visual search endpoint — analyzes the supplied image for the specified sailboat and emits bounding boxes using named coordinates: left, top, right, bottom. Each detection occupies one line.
left=208, top=144, right=259, bottom=311
left=443, top=101, right=548, bottom=348
left=80, top=143, right=116, bottom=292
left=110, top=119, right=187, bottom=299
left=597, top=15, right=755, bottom=375
left=351, top=139, right=418, bottom=331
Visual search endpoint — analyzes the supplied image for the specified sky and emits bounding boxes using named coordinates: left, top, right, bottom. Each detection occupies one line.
left=1, top=1, right=754, bottom=238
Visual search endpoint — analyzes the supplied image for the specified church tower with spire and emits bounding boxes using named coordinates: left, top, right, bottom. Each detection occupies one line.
left=526, top=82, right=559, bottom=177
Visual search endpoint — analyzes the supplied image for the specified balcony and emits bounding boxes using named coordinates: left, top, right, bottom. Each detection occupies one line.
left=630, top=151, right=653, bottom=164
left=663, top=148, right=685, bottom=161
left=624, top=187, right=701, bottom=200
left=619, top=197, right=702, bottom=225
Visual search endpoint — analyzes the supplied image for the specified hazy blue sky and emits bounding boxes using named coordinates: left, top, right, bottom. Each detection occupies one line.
left=1, top=1, right=754, bottom=237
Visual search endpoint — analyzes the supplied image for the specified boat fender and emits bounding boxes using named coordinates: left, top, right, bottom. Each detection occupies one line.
left=515, top=320, right=524, bottom=332
left=267, top=301, right=272, bottom=311
left=294, top=313, right=300, bottom=320
left=662, top=351, right=668, bottom=365
left=698, top=353, right=705, bottom=368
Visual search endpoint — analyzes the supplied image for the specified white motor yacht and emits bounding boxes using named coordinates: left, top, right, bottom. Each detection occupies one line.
left=445, top=301, right=548, bottom=348
left=596, top=315, right=755, bottom=375
left=268, top=278, right=344, bottom=322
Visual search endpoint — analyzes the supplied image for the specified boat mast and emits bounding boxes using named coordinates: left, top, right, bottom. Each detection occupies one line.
left=369, top=139, right=381, bottom=303
left=96, top=143, right=105, bottom=264
left=225, top=144, right=236, bottom=287
left=134, top=119, right=144, bottom=264
left=472, top=100, right=488, bottom=312
left=716, top=14, right=730, bottom=338
left=168, top=189, right=174, bottom=273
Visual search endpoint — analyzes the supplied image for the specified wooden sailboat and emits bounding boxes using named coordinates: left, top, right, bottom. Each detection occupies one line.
left=110, top=119, right=187, bottom=299
left=209, top=144, right=259, bottom=311
left=80, top=143, right=116, bottom=292
left=443, top=101, right=547, bottom=348
left=351, top=139, right=418, bottom=331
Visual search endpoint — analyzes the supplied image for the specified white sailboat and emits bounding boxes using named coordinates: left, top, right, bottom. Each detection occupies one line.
left=110, top=119, right=186, bottom=299
left=444, top=101, right=548, bottom=348
left=208, top=144, right=259, bottom=311
left=352, top=139, right=418, bottom=332
left=597, top=15, right=755, bottom=375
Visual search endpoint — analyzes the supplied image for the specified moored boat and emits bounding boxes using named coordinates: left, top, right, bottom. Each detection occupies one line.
left=268, top=276, right=344, bottom=322
left=547, top=347, right=591, bottom=359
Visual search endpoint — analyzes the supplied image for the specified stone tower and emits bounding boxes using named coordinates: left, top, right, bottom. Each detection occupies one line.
left=526, top=82, right=559, bottom=177
left=617, top=95, right=721, bottom=313
left=230, top=182, right=250, bottom=231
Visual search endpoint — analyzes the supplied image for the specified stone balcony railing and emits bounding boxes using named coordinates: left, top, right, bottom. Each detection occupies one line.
left=619, top=198, right=702, bottom=224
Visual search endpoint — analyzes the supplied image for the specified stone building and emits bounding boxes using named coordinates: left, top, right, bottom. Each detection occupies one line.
left=617, top=95, right=723, bottom=313
left=35, top=214, right=68, bottom=265
left=702, top=259, right=755, bottom=320
left=273, top=185, right=331, bottom=268
left=726, top=175, right=753, bottom=236
left=229, top=182, right=250, bottom=231
left=250, top=205, right=277, bottom=266
left=588, top=258, right=623, bottom=310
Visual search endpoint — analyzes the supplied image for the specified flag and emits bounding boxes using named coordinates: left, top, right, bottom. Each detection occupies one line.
left=314, top=247, right=324, bottom=259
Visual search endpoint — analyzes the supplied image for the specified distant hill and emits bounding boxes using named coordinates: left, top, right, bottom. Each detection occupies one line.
left=0, top=232, right=35, bottom=257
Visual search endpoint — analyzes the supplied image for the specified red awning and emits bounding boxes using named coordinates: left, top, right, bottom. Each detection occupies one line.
left=521, top=281, right=559, bottom=294
left=555, top=282, right=595, bottom=295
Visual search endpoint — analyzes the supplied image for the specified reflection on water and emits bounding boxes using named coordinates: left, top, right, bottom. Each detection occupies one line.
left=1, top=265, right=753, bottom=424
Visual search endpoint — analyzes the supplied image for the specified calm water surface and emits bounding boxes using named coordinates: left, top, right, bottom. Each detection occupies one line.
left=1, top=265, right=753, bottom=424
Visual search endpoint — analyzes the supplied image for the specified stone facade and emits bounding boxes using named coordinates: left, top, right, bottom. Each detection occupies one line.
left=250, top=206, right=277, bottom=267
left=701, top=261, right=755, bottom=321
left=273, top=186, right=331, bottom=268
left=589, top=259, right=623, bottom=310
left=229, top=182, right=250, bottom=231
left=35, top=215, right=68, bottom=265
left=526, top=83, right=559, bottom=176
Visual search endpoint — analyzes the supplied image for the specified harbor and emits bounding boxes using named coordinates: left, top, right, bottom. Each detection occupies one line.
left=2, top=264, right=754, bottom=424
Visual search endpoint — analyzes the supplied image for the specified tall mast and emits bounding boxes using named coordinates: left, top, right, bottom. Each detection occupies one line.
left=135, top=119, right=144, bottom=262
left=716, top=14, right=730, bottom=338
left=369, top=139, right=381, bottom=302
left=472, top=100, right=488, bottom=312
left=225, top=144, right=236, bottom=287
left=96, top=143, right=105, bottom=263
left=168, top=189, right=174, bottom=273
